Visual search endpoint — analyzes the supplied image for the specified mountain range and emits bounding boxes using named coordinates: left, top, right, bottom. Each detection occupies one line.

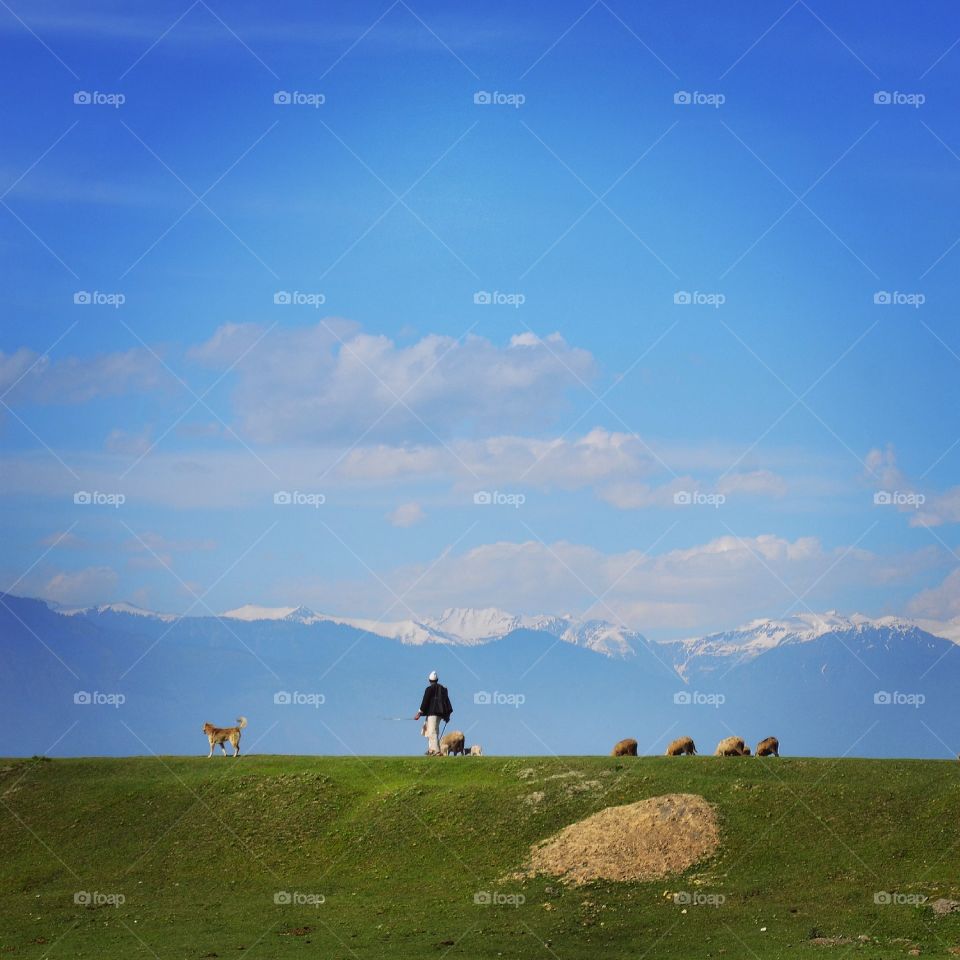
left=54, top=600, right=954, bottom=662
left=4, top=594, right=959, bottom=760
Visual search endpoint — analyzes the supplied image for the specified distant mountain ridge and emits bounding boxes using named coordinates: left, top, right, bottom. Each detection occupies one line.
left=664, top=611, right=923, bottom=679
left=145, top=601, right=642, bottom=657
left=5, top=594, right=960, bottom=758
left=34, top=598, right=958, bottom=666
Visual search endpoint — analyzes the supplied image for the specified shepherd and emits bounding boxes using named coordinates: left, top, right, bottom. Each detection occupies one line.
left=414, top=670, right=453, bottom=756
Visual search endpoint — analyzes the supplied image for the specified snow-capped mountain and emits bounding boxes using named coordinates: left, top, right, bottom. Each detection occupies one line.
left=221, top=603, right=320, bottom=624
left=53, top=600, right=180, bottom=623
left=40, top=598, right=641, bottom=657
left=219, top=603, right=641, bottom=657
left=39, top=599, right=960, bottom=665
left=7, top=593, right=960, bottom=758
left=665, top=611, right=924, bottom=679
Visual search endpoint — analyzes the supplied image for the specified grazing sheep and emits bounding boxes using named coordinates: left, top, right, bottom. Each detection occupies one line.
left=467, top=745, right=483, bottom=756
left=714, top=735, right=748, bottom=757
left=611, top=738, right=639, bottom=757
left=755, top=736, right=779, bottom=757
left=665, top=736, right=697, bottom=756
left=439, top=730, right=465, bottom=756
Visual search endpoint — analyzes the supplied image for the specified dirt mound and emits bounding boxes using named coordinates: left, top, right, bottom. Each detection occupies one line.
left=521, top=793, right=719, bottom=885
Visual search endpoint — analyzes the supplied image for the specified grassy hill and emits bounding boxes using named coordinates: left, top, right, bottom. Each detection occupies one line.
left=2, top=755, right=960, bottom=958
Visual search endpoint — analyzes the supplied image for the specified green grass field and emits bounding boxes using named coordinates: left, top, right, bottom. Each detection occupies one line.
left=2, top=754, right=960, bottom=958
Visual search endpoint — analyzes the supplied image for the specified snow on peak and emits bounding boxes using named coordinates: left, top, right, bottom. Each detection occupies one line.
left=421, top=608, right=641, bottom=656
left=283, top=605, right=321, bottom=623
left=221, top=604, right=301, bottom=622
left=558, top=619, right=639, bottom=657
left=425, top=607, right=521, bottom=642
left=668, top=611, right=923, bottom=677
left=53, top=600, right=178, bottom=622
left=45, top=595, right=643, bottom=658
left=39, top=593, right=954, bottom=662
left=220, top=602, right=641, bottom=656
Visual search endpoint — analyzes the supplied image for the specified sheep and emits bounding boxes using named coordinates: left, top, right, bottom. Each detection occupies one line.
left=467, top=745, right=483, bottom=756
left=755, top=736, right=779, bottom=757
left=714, top=735, right=749, bottom=756
left=439, top=730, right=465, bottom=756
left=611, top=738, right=639, bottom=757
left=665, top=736, right=697, bottom=756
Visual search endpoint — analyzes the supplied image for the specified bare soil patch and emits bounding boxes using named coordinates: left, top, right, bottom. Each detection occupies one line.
left=521, top=793, right=719, bottom=885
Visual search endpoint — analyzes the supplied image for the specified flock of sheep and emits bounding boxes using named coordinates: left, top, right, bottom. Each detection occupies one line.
left=434, top=730, right=781, bottom=759
left=612, top=735, right=780, bottom=757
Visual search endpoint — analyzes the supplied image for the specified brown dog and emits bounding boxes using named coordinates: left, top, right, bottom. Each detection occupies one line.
left=202, top=716, right=247, bottom=757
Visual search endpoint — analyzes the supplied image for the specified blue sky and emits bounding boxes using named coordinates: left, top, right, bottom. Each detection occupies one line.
left=3, top=0, right=960, bottom=640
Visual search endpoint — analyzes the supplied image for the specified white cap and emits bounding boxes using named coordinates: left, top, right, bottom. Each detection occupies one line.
left=428, top=670, right=438, bottom=681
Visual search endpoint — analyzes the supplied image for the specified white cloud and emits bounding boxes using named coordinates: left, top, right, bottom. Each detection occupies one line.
left=596, top=478, right=689, bottom=509
left=38, top=531, right=86, bottom=549
left=596, top=468, right=787, bottom=510
left=907, top=568, right=960, bottom=620
left=338, top=428, right=655, bottom=489
left=0, top=347, right=170, bottom=405
left=0, top=429, right=794, bottom=512
left=105, top=427, right=152, bottom=455
left=388, top=502, right=426, bottom=528
left=717, top=469, right=788, bottom=498
left=912, top=488, right=960, bottom=527
left=41, top=566, right=118, bottom=606
left=189, top=323, right=596, bottom=443
left=862, top=444, right=958, bottom=527
left=0, top=348, right=38, bottom=393
left=123, top=532, right=218, bottom=569
left=291, top=534, right=923, bottom=637
left=864, top=444, right=906, bottom=489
